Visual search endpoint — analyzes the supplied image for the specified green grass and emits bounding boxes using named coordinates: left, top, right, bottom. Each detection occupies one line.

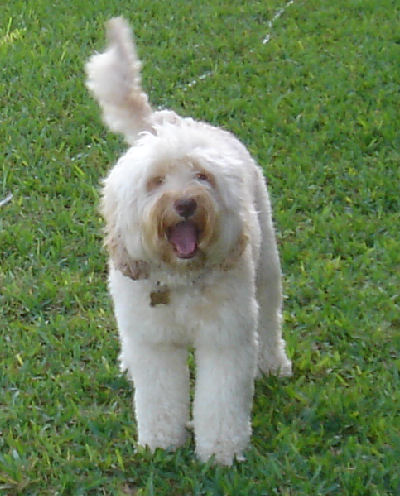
left=1, top=0, right=399, bottom=494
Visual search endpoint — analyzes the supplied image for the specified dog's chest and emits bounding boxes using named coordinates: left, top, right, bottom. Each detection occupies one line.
left=147, top=276, right=231, bottom=323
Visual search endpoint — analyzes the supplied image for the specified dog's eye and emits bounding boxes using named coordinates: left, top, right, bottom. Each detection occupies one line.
left=195, top=172, right=209, bottom=182
left=147, top=175, right=165, bottom=192
left=195, top=170, right=216, bottom=188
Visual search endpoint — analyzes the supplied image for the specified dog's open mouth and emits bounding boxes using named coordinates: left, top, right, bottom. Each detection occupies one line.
left=167, top=221, right=198, bottom=259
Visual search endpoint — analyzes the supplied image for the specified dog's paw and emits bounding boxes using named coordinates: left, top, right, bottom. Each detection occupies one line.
left=196, top=443, right=245, bottom=466
left=138, top=429, right=187, bottom=452
left=258, top=350, right=292, bottom=377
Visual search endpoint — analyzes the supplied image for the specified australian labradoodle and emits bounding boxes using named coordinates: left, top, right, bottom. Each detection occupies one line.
left=86, top=17, right=291, bottom=465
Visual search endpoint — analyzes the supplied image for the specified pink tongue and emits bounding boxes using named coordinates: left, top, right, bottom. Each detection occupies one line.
left=168, top=222, right=197, bottom=258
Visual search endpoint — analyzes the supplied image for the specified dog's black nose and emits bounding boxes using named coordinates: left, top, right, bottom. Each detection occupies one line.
left=174, top=198, right=197, bottom=218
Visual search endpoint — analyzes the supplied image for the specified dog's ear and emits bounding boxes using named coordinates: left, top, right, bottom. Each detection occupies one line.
left=101, top=182, right=149, bottom=280
left=221, top=231, right=249, bottom=271
left=112, top=248, right=149, bottom=280
left=106, top=232, right=149, bottom=280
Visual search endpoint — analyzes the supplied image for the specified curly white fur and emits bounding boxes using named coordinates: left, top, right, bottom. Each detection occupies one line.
left=86, top=17, right=291, bottom=465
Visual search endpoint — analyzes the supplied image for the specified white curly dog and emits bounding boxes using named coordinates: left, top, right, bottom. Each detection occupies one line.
left=86, top=17, right=291, bottom=465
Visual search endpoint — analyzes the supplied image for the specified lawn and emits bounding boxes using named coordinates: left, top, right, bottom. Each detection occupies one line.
left=1, top=0, right=399, bottom=494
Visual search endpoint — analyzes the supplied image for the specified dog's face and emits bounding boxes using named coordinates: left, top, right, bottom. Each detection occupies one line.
left=102, top=124, right=248, bottom=277
left=141, top=158, right=218, bottom=268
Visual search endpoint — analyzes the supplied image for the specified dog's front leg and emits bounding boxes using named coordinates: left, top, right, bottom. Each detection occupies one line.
left=129, top=343, right=189, bottom=451
left=193, top=321, right=257, bottom=465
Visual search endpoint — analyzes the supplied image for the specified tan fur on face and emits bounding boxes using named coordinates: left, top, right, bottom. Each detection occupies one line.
left=142, top=185, right=217, bottom=269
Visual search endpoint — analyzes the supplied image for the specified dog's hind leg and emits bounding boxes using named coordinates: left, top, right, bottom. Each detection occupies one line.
left=254, top=171, right=292, bottom=377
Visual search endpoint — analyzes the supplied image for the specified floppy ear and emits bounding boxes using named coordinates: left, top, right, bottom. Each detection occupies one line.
left=101, top=183, right=149, bottom=280
left=221, top=231, right=249, bottom=271
left=106, top=233, right=149, bottom=280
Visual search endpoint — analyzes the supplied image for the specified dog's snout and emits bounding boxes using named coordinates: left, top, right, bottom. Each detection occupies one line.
left=174, top=198, right=197, bottom=218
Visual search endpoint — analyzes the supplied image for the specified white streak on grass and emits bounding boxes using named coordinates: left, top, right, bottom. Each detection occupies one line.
left=180, top=1, right=296, bottom=90
left=182, top=71, right=214, bottom=92
left=0, top=193, right=13, bottom=208
left=263, top=0, right=295, bottom=44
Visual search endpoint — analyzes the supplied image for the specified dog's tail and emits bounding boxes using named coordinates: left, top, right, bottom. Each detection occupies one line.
left=85, top=17, right=153, bottom=144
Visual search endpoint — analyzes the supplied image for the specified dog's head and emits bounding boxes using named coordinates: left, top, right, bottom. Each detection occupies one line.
left=102, top=119, right=249, bottom=278
left=141, top=159, right=217, bottom=267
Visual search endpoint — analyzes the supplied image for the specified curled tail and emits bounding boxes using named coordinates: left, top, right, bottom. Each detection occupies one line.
left=85, top=17, right=153, bottom=144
